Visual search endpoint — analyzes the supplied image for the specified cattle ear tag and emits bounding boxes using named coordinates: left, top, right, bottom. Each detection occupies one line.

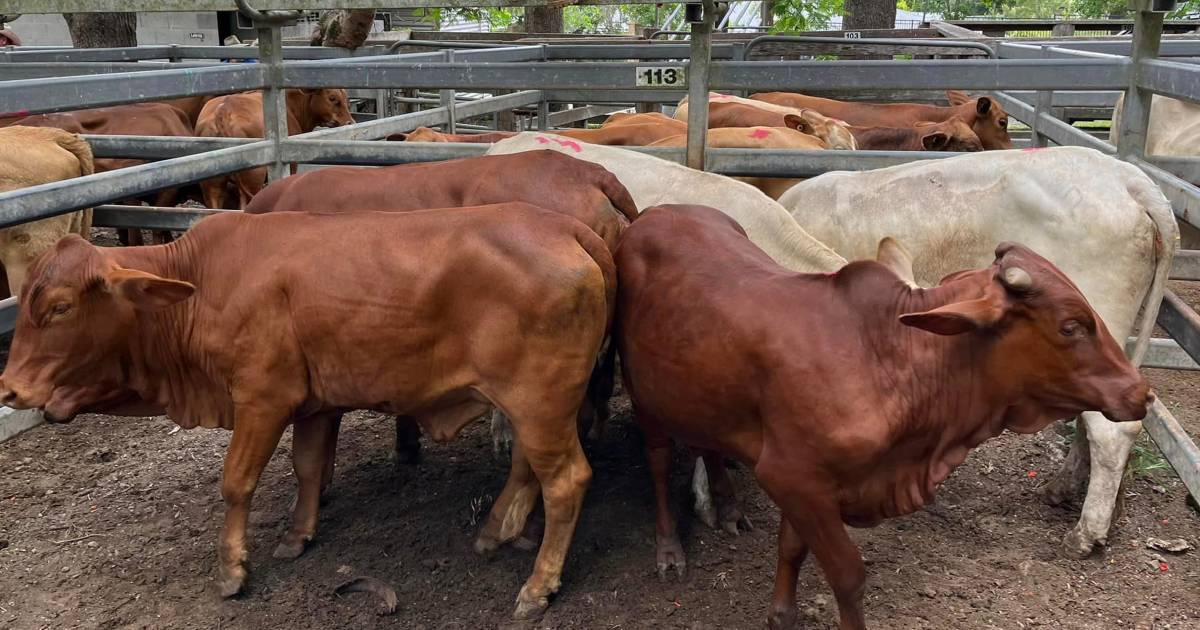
left=899, top=297, right=1000, bottom=336
left=106, top=268, right=195, bottom=310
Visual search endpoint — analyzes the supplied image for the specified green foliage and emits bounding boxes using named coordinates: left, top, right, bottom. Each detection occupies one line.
left=770, top=0, right=846, bottom=32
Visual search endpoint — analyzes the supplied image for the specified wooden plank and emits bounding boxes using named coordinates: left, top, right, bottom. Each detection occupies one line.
left=931, top=21, right=986, bottom=39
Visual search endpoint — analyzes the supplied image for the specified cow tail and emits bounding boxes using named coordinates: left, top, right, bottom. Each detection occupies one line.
left=574, top=224, right=618, bottom=439
left=597, top=170, right=640, bottom=224
left=1128, top=172, right=1179, bottom=367
left=57, top=131, right=95, bottom=235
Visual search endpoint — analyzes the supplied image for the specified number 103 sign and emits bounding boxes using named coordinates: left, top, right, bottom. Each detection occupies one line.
left=635, top=66, right=687, bottom=87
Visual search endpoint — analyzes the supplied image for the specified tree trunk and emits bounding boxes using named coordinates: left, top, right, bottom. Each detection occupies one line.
left=63, top=12, right=136, bottom=48
left=311, top=9, right=375, bottom=49
left=526, top=7, right=564, bottom=34
left=842, top=0, right=896, bottom=30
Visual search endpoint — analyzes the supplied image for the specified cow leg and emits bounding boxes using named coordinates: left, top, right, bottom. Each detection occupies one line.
left=200, top=177, right=227, bottom=210
left=701, top=451, right=752, bottom=535
left=319, top=412, right=341, bottom=493
left=235, top=168, right=267, bottom=210
left=692, top=456, right=717, bottom=528
left=217, top=411, right=289, bottom=598
left=767, top=518, right=810, bottom=630
left=761, top=466, right=866, bottom=630
left=1061, top=411, right=1141, bottom=558
left=507, top=411, right=592, bottom=620
left=276, top=412, right=337, bottom=560
left=474, top=439, right=540, bottom=555
left=392, top=416, right=422, bottom=466
left=646, top=433, right=686, bottom=581
left=1044, top=417, right=1091, bottom=506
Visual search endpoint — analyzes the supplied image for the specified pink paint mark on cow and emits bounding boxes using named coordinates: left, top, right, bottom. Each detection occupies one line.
left=554, top=138, right=583, bottom=153
left=749, top=128, right=771, bottom=139
left=535, top=136, right=551, bottom=144
left=0, top=109, right=29, bottom=118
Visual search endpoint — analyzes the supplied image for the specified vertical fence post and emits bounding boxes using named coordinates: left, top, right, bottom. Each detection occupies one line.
left=257, top=23, right=289, bottom=183
left=1030, top=46, right=1054, bottom=147
left=685, top=0, right=716, bottom=171
left=731, top=41, right=748, bottom=98
left=537, top=99, right=550, bottom=130
left=440, top=49, right=457, bottom=134
left=1115, top=1, right=1165, bottom=160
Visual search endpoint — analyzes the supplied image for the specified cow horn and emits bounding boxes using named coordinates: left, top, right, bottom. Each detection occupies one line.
left=1001, top=266, right=1032, bottom=292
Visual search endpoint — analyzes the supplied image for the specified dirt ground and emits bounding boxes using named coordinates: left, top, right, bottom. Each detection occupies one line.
left=0, top=269, right=1198, bottom=630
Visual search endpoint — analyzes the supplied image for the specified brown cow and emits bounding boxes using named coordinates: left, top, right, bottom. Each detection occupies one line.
left=0, top=203, right=612, bottom=620
left=614, top=204, right=1149, bottom=629
left=675, top=94, right=857, bottom=150
left=648, top=126, right=826, bottom=199
left=392, top=121, right=684, bottom=146
left=245, top=149, right=634, bottom=463
left=751, top=90, right=1012, bottom=150
left=12, top=103, right=197, bottom=245
left=601, top=111, right=682, bottom=129
left=195, top=89, right=353, bottom=209
left=704, top=102, right=982, bottom=152
left=159, top=95, right=218, bottom=127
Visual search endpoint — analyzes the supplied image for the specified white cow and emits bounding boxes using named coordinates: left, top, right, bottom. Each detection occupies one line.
left=487, top=133, right=847, bottom=272
left=779, top=146, right=1178, bottom=558
left=0, top=126, right=94, bottom=297
left=1112, top=94, right=1200, bottom=158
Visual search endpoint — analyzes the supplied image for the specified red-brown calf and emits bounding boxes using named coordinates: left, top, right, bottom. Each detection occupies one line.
left=0, top=204, right=613, bottom=620
left=750, top=90, right=1012, bottom=150
left=615, top=204, right=1148, bottom=630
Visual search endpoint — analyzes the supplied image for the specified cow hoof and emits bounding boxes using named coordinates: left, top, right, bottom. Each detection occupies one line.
left=512, top=586, right=550, bottom=621
left=1060, top=526, right=1099, bottom=560
left=767, top=606, right=798, bottom=630
left=655, top=533, right=687, bottom=581
left=216, top=565, right=246, bottom=598
left=474, top=534, right=501, bottom=556
left=511, top=534, right=539, bottom=552
left=272, top=538, right=307, bottom=560
left=718, top=502, right=753, bottom=536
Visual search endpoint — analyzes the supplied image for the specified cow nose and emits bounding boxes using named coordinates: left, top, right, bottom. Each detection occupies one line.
left=0, top=380, right=21, bottom=407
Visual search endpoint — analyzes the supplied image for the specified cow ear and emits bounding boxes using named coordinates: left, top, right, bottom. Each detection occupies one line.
left=783, top=114, right=814, bottom=135
left=921, top=131, right=950, bottom=151
left=899, top=297, right=1003, bottom=336
left=946, top=90, right=970, bottom=106
left=299, top=88, right=319, bottom=95
left=106, top=268, right=195, bottom=310
left=976, top=97, right=993, bottom=115
left=387, top=133, right=409, bottom=141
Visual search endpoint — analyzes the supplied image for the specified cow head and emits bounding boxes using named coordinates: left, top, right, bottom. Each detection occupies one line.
left=300, top=88, right=353, bottom=128
left=914, top=119, right=984, bottom=152
left=0, top=235, right=194, bottom=422
left=783, top=110, right=857, bottom=150
left=899, top=242, right=1149, bottom=431
left=947, top=90, right=1011, bottom=150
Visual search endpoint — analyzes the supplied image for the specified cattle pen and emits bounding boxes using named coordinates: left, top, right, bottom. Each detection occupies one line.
left=0, top=0, right=1199, bottom=627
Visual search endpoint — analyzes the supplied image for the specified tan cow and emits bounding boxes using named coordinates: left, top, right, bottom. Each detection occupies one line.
left=674, top=93, right=857, bottom=150
left=0, top=126, right=94, bottom=297
left=649, top=126, right=826, bottom=199
left=392, top=120, right=685, bottom=146
left=196, top=89, right=353, bottom=209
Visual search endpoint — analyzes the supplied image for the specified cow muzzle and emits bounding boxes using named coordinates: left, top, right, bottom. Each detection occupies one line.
left=1102, top=381, right=1152, bottom=422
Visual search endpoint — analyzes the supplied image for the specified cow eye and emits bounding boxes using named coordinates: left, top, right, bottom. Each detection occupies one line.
left=1059, top=320, right=1082, bottom=337
left=999, top=119, right=1008, bottom=129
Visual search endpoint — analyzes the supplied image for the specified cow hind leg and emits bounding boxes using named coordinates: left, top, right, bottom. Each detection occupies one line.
left=702, top=451, right=752, bottom=535
left=1061, top=411, right=1141, bottom=558
left=504, top=406, right=592, bottom=620
left=392, top=416, right=422, bottom=466
left=1044, top=417, right=1091, bottom=506
left=200, top=177, right=228, bottom=210
left=645, top=430, right=686, bottom=581
left=475, top=439, right=540, bottom=555
left=276, top=412, right=339, bottom=560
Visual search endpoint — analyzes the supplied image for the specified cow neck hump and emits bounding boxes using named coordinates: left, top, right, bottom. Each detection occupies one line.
left=106, top=237, right=233, bottom=430
left=840, top=265, right=1012, bottom=522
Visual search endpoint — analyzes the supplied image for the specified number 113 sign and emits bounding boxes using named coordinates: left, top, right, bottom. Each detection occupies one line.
left=635, top=66, right=687, bottom=87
